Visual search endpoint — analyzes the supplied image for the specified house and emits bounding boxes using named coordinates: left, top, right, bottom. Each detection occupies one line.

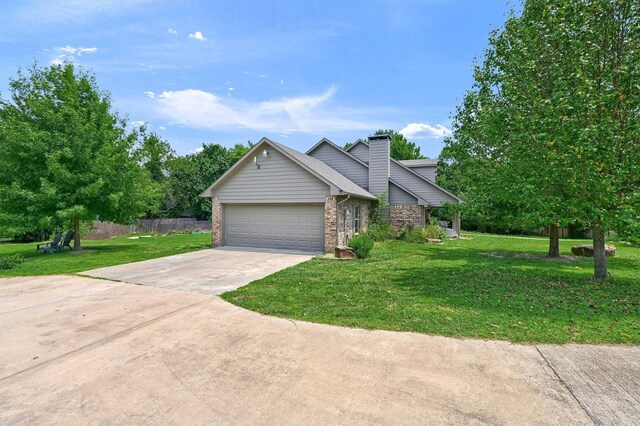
left=200, top=134, right=462, bottom=252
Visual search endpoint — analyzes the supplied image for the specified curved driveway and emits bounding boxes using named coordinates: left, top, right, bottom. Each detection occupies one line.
left=0, top=274, right=598, bottom=425
left=3, top=242, right=639, bottom=426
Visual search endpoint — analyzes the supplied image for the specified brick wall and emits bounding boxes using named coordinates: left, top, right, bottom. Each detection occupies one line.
left=390, top=205, right=423, bottom=233
left=324, top=195, right=338, bottom=252
left=212, top=197, right=223, bottom=247
left=336, top=197, right=371, bottom=247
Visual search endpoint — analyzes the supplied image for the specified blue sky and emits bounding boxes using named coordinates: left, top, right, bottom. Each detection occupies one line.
left=0, top=0, right=512, bottom=157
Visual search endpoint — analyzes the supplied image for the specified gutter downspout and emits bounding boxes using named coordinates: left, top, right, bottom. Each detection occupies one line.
left=336, top=193, right=351, bottom=248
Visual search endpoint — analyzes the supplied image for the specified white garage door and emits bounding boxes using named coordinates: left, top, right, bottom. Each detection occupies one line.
left=223, top=204, right=324, bottom=252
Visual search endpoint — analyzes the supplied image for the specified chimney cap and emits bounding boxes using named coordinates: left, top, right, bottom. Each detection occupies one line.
left=368, top=134, right=391, bottom=141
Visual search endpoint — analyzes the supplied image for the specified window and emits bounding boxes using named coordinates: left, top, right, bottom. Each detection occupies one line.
left=354, top=205, right=360, bottom=232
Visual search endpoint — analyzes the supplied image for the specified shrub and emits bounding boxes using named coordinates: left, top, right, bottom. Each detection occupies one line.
left=348, top=233, right=374, bottom=259
left=424, top=224, right=445, bottom=240
left=366, top=223, right=394, bottom=241
left=398, top=223, right=425, bottom=243
left=0, top=254, right=25, bottom=270
left=369, top=192, right=390, bottom=226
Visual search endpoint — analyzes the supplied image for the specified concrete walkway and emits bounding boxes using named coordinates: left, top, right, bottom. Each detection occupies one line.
left=82, top=247, right=315, bottom=294
left=1, top=275, right=638, bottom=424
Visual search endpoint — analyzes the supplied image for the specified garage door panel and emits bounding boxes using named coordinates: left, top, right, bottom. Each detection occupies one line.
left=223, top=204, right=324, bottom=252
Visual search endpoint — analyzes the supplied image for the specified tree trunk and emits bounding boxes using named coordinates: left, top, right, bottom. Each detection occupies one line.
left=592, top=224, right=608, bottom=280
left=73, top=216, right=82, bottom=251
left=548, top=224, right=560, bottom=257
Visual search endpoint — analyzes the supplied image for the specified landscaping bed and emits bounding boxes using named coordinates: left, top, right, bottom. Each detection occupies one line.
left=223, top=234, right=640, bottom=344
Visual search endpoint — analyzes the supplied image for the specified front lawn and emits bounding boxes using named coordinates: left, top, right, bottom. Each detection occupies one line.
left=223, top=234, right=640, bottom=344
left=0, top=233, right=211, bottom=277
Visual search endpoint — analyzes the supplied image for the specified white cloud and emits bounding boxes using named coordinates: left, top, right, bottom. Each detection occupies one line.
left=129, top=120, right=147, bottom=128
left=167, top=28, right=177, bottom=34
left=51, top=45, right=98, bottom=64
left=158, top=126, right=166, bottom=130
left=151, top=86, right=386, bottom=134
left=399, top=123, right=452, bottom=139
left=191, top=147, right=204, bottom=154
left=188, top=31, right=207, bottom=41
left=228, top=87, right=235, bottom=91
left=144, top=91, right=156, bottom=98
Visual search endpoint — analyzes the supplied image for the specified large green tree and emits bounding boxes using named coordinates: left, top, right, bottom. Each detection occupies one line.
left=134, top=128, right=179, bottom=218
left=442, top=0, right=640, bottom=279
left=0, top=62, right=157, bottom=250
left=164, top=141, right=254, bottom=220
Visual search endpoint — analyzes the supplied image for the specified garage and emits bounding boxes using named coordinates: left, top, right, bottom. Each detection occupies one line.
left=223, top=204, right=324, bottom=252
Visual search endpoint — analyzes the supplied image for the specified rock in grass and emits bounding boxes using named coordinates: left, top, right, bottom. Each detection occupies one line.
left=334, top=246, right=357, bottom=259
left=427, top=238, right=443, bottom=244
left=571, top=244, right=616, bottom=257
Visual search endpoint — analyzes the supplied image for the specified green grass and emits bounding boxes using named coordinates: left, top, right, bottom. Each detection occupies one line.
left=0, top=233, right=211, bottom=277
left=223, top=233, right=640, bottom=344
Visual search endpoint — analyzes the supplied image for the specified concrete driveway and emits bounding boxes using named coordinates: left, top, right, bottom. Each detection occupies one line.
left=82, top=247, right=315, bottom=294
left=0, top=275, right=598, bottom=425
left=1, top=275, right=638, bottom=424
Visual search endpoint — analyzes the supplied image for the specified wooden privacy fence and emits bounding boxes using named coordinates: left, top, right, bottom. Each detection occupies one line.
left=88, top=218, right=211, bottom=240
left=136, top=218, right=211, bottom=234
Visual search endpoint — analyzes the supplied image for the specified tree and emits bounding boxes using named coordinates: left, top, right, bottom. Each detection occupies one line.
left=0, top=62, right=157, bottom=250
left=344, top=130, right=426, bottom=160
left=162, top=141, right=254, bottom=221
left=376, top=130, right=425, bottom=161
left=135, top=128, right=175, bottom=183
left=134, top=129, right=178, bottom=217
left=442, top=0, right=640, bottom=279
left=228, top=141, right=254, bottom=164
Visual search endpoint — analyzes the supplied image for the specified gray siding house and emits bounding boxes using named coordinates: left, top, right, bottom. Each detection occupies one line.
left=201, top=135, right=462, bottom=252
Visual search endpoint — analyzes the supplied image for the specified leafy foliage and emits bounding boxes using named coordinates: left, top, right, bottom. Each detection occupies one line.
left=398, top=223, right=445, bottom=242
left=347, top=233, right=374, bottom=259
left=365, top=223, right=394, bottom=242
left=0, top=254, right=24, bottom=270
left=0, top=62, right=157, bottom=248
left=397, top=223, right=426, bottom=243
left=134, top=138, right=254, bottom=220
left=440, top=0, right=640, bottom=279
left=375, top=130, right=425, bottom=161
left=344, top=130, right=426, bottom=161
left=424, top=224, right=444, bottom=240
left=369, top=192, right=390, bottom=226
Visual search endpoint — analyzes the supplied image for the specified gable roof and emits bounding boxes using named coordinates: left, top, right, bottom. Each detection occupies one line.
left=200, top=138, right=376, bottom=200
left=399, top=159, right=438, bottom=167
left=345, top=139, right=369, bottom=154
left=389, top=178, right=429, bottom=206
left=268, top=139, right=376, bottom=199
left=306, top=138, right=370, bottom=168
left=321, top=138, right=463, bottom=204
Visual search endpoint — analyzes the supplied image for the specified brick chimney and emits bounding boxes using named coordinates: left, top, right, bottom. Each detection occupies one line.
left=368, top=134, right=390, bottom=202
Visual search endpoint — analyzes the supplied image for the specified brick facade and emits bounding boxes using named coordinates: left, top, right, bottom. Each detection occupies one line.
left=325, top=195, right=371, bottom=251
left=211, top=197, right=223, bottom=247
left=324, top=195, right=338, bottom=252
left=390, top=205, right=424, bottom=233
left=336, top=197, right=371, bottom=247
